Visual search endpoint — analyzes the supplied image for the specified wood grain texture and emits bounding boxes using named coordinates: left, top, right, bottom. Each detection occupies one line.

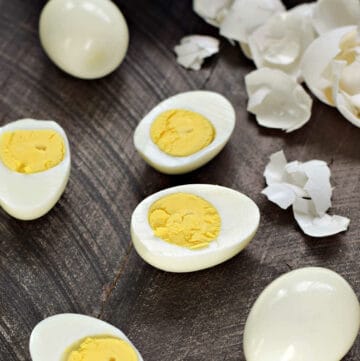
left=0, top=0, right=359, bottom=360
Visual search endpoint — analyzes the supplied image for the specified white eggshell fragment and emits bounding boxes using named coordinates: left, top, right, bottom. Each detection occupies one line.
left=312, top=0, right=360, bottom=35
left=174, top=35, right=220, bottom=70
left=248, top=6, right=316, bottom=81
left=301, top=25, right=357, bottom=105
left=219, top=0, right=285, bottom=44
left=29, top=313, right=143, bottom=361
left=263, top=150, right=288, bottom=185
left=331, top=57, right=360, bottom=127
left=0, top=119, right=71, bottom=220
left=39, top=0, right=129, bottom=79
left=131, top=184, right=260, bottom=273
left=293, top=198, right=350, bottom=237
left=245, top=68, right=313, bottom=132
left=193, top=0, right=232, bottom=27
left=244, top=267, right=360, bottom=361
left=133, top=91, right=235, bottom=174
left=262, top=150, right=350, bottom=237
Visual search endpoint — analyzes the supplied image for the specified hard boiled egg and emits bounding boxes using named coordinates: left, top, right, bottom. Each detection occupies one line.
left=133, top=91, right=236, bottom=174
left=243, top=267, right=360, bottom=361
left=39, top=0, right=129, bottom=79
left=0, top=119, right=70, bottom=220
left=131, top=184, right=260, bottom=272
left=30, top=313, right=143, bottom=361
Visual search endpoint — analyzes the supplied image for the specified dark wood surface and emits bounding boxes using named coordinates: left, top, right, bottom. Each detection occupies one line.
left=0, top=0, right=359, bottom=360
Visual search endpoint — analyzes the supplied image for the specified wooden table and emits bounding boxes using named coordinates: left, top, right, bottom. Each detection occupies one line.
left=1, top=0, right=359, bottom=360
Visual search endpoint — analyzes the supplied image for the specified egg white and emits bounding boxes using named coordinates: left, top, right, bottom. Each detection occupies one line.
left=131, top=184, right=260, bottom=272
left=243, top=267, right=360, bottom=361
left=0, top=119, right=71, bottom=220
left=133, top=91, right=236, bottom=174
left=39, top=0, right=129, bottom=79
left=29, top=313, right=143, bottom=361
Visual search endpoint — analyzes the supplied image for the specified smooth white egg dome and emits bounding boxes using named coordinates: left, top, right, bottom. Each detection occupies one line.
left=0, top=119, right=71, bottom=220
left=39, top=0, right=129, bottom=79
left=244, top=267, right=360, bottom=361
left=131, top=184, right=260, bottom=272
left=29, top=313, right=143, bottom=361
left=133, top=91, right=236, bottom=175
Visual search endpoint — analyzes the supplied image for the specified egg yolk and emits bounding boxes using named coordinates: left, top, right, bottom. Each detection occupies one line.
left=148, top=193, right=221, bottom=249
left=150, top=109, right=215, bottom=156
left=0, top=129, right=65, bottom=174
left=66, top=337, right=138, bottom=361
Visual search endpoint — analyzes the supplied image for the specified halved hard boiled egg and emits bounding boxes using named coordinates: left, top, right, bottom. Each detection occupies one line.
left=131, top=184, right=260, bottom=272
left=243, top=267, right=360, bottom=361
left=0, top=119, right=70, bottom=220
left=30, top=313, right=143, bottom=361
left=39, top=0, right=129, bottom=79
left=133, top=91, right=236, bottom=174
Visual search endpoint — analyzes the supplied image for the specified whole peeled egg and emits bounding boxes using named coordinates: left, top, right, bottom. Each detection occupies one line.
left=30, top=313, right=143, bottom=361
left=0, top=118, right=71, bottom=220
left=39, top=0, right=129, bottom=79
left=134, top=91, right=236, bottom=174
left=131, top=184, right=260, bottom=272
left=243, top=267, right=360, bottom=361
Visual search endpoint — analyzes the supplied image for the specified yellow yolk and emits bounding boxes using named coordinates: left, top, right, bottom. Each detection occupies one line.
left=66, top=337, right=138, bottom=361
left=150, top=109, right=215, bottom=157
left=0, top=129, right=65, bottom=174
left=148, top=193, right=221, bottom=249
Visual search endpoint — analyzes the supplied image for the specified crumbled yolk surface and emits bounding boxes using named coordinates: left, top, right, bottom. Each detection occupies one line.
left=150, top=109, right=215, bottom=157
left=0, top=129, right=65, bottom=174
left=148, top=193, right=221, bottom=249
left=66, top=337, right=138, bottom=361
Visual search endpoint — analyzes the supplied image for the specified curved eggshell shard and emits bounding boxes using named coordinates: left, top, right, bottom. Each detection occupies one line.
left=133, top=91, right=236, bottom=174
left=219, top=0, right=285, bottom=43
left=293, top=198, right=350, bottom=237
left=248, top=6, right=316, bottom=81
left=0, top=119, right=71, bottom=220
left=131, top=184, right=260, bottom=273
left=301, top=25, right=357, bottom=105
left=312, top=0, right=360, bottom=35
left=245, top=68, right=312, bottom=132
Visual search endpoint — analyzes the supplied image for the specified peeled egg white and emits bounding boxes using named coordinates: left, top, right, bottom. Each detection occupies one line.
left=0, top=119, right=70, bottom=220
left=133, top=91, right=236, bottom=174
left=131, top=184, right=260, bottom=272
left=29, top=313, right=143, bottom=361
left=243, top=267, right=360, bottom=361
left=39, top=0, right=129, bottom=79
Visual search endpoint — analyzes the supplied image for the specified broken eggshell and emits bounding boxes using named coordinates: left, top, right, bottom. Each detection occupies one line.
left=301, top=25, right=357, bottom=106
left=245, top=68, right=312, bottom=132
left=293, top=198, right=350, bottom=237
left=248, top=5, right=316, bottom=81
left=174, top=35, right=219, bottom=70
left=312, top=0, right=360, bottom=35
left=331, top=58, right=360, bottom=127
left=193, top=0, right=232, bottom=27
left=219, top=0, right=285, bottom=44
left=262, top=150, right=350, bottom=237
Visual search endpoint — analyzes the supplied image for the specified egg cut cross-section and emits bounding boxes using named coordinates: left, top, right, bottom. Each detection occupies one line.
left=29, top=313, right=143, bottom=361
left=243, top=267, right=360, bottom=361
left=0, top=119, right=71, bottom=220
left=39, top=0, right=129, bottom=79
left=131, top=184, right=260, bottom=272
left=133, top=91, right=236, bottom=174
